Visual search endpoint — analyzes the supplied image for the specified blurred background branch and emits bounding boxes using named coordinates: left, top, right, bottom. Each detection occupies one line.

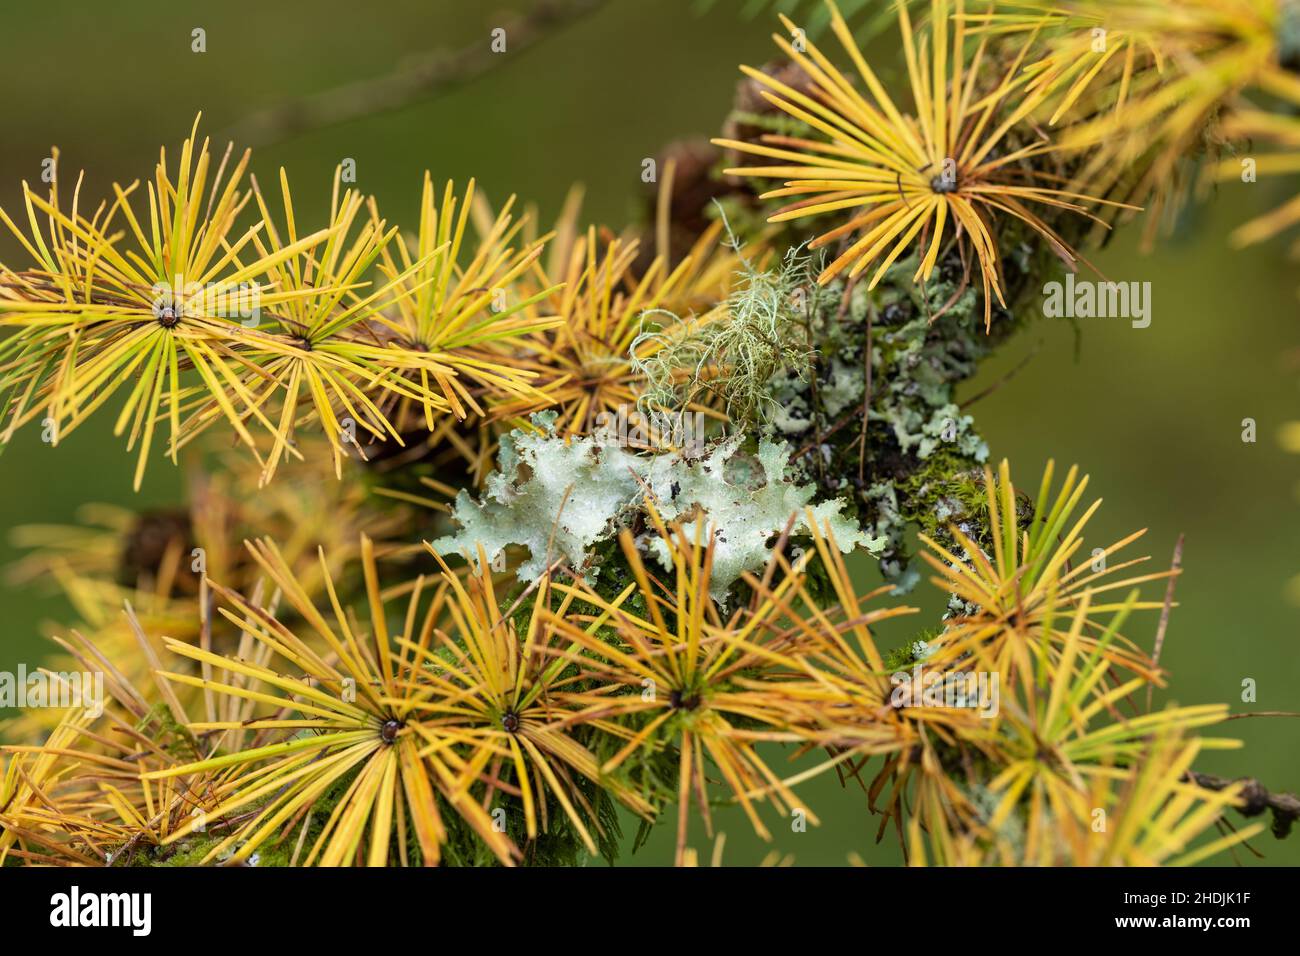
left=224, top=0, right=609, bottom=147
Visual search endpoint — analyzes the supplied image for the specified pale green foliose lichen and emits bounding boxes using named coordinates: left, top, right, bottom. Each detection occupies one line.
left=432, top=414, right=884, bottom=599
left=432, top=412, right=646, bottom=582
left=641, top=434, right=884, bottom=599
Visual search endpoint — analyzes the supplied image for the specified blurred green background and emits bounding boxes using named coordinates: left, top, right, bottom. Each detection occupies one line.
left=0, top=0, right=1295, bottom=866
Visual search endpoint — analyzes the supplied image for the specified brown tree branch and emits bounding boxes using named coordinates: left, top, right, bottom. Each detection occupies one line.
left=1187, top=771, right=1300, bottom=839
left=224, top=0, right=608, bottom=147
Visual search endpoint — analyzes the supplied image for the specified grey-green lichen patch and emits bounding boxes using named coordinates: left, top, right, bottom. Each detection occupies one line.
left=432, top=415, right=883, bottom=599
left=642, top=435, right=884, bottom=599
left=432, top=412, right=647, bottom=582
left=913, top=403, right=988, bottom=461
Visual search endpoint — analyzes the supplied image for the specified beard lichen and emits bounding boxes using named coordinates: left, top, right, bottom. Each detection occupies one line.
left=630, top=217, right=826, bottom=435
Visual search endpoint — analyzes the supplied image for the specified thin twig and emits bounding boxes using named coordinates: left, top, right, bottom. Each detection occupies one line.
left=959, top=341, right=1042, bottom=409
left=1223, top=711, right=1300, bottom=720
left=1147, top=533, right=1183, bottom=711
left=856, top=296, right=872, bottom=486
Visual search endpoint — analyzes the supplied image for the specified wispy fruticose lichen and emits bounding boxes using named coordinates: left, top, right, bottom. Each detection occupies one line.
left=630, top=217, right=829, bottom=435
left=432, top=412, right=882, bottom=598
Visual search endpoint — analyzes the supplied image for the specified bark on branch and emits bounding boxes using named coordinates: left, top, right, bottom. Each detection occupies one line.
left=1187, top=771, right=1300, bottom=839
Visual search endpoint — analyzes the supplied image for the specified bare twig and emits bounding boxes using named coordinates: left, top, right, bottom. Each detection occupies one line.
left=1147, top=533, right=1183, bottom=711
left=959, top=341, right=1042, bottom=409
left=224, top=0, right=608, bottom=147
left=856, top=295, right=872, bottom=486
